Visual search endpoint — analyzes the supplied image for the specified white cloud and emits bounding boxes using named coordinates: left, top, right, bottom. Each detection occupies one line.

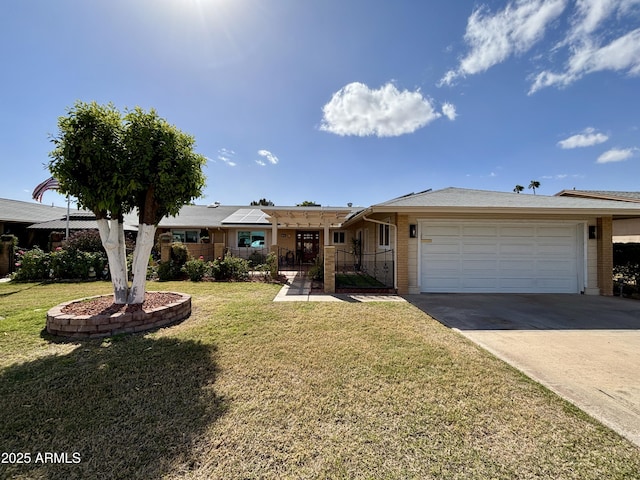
left=557, top=128, right=609, bottom=148
left=442, top=102, right=457, bottom=121
left=257, top=149, right=279, bottom=165
left=217, top=148, right=237, bottom=167
left=439, top=0, right=567, bottom=86
left=596, top=147, right=636, bottom=163
left=530, top=27, right=640, bottom=93
left=440, top=0, right=640, bottom=93
left=320, top=82, right=442, bottom=137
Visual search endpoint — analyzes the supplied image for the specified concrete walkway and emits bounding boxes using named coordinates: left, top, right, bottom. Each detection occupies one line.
left=273, top=271, right=405, bottom=303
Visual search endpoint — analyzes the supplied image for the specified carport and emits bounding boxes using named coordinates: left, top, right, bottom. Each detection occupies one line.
left=407, top=293, right=640, bottom=447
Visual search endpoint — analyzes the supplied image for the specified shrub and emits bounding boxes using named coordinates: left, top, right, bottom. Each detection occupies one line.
left=613, top=243, right=640, bottom=296
left=183, top=258, right=208, bottom=282
left=63, top=230, right=104, bottom=253
left=13, top=247, right=50, bottom=281
left=50, top=249, right=106, bottom=279
left=12, top=246, right=106, bottom=281
left=308, top=256, right=324, bottom=281
left=248, top=251, right=266, bottom=267
left=157, top=243, right=191, bottom=281
left=211, top=254, right=249, bottom=281
left=171, top=242, right=190, bottom=266
left=267, top=252, right=278, bottom=279
left=156, top=261, right=176, bottom=282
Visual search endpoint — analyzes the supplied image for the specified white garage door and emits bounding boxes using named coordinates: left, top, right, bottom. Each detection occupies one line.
left=420, top=222, right=582, bottom=293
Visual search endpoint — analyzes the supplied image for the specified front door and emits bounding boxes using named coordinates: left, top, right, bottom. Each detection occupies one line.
left=296, top=231, right=320, bottom=263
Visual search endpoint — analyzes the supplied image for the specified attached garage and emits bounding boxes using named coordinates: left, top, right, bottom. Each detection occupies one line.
left=419, top=221, right=584, bottom=293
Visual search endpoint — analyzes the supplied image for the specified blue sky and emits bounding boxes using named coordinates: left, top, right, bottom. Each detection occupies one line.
left=2, top=0, right=639, bottom=208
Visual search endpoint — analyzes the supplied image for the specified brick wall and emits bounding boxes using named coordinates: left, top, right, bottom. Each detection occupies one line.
left=396, top=214, right=409, bottom=295
left=597, top=216, right=613, bottom=296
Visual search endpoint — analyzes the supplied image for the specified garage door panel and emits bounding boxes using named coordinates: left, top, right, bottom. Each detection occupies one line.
left=500, top=243, right=535, bottom=255
left=462, top=259, right=498, bottom=272
left=422, top=277, right=462, bottom=291
left=537, top=226, right=574, bottom=237
left=500, top=226, right=535, bottom=236
left=462, top=243, right=498, bottom=254
left=421, top=221, right=580, bottom=293
left=462, top=278, right=499, bottom=290
left=424, top=226, right=460, bottom=236
left=537, top=244, right=575, bottom=255
left=462, top=226, right=498, bottom=236
left=427, top=244, right=461, bottom=254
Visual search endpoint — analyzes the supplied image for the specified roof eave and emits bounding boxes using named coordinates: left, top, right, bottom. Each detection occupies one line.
left=365, top=205, right=640, bottom=217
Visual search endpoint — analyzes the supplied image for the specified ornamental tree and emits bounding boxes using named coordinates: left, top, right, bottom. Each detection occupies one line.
left=49, top=101, right=207, bottom=304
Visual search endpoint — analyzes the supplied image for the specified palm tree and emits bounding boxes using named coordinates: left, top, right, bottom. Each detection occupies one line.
left=513, top=185, right=524, bottom=194
left=528, top=180, right=541, bottom=195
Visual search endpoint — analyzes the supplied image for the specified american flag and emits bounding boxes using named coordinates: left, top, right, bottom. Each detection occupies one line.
left=32, top=176, right=60, bottom=203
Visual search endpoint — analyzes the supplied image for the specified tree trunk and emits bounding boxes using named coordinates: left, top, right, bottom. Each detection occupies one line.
left=127, top=223, right=156, bottom=304
left=97, top=218, right=129, bottom=304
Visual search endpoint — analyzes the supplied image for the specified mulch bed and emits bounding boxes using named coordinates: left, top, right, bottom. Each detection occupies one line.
left=61, top=292, right=182, bottom=316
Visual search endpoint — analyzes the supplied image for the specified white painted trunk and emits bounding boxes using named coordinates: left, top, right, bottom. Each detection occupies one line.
left=127, top=223, right=156, bottom=304
left=97, top=218, right=129, bottom=304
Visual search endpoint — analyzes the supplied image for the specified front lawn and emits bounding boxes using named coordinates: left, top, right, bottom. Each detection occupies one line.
left=1, top=281, right=639, bottom=479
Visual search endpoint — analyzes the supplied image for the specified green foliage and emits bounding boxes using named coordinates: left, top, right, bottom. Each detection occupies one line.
left=13, top=246, right=106, bottom=281
left=157, top=243, right=191, bottom=281
left=13, top=248, right=51, bottom=281
left=171, top=242, right=190, bottom=266
left=266, top=251, right=278, bottom=279
left=48, top=101, right=207, bottom=224
left=123, top=107, right=208, bottom=224
left=156, top=261, right=176, bottom=282
left=308, top=256, right=324, bottom=281
left=50, top=249, right=106, bottom=279
left=183, top=258, right=208, bottom=282
left=248, top=251, right=266, bottom=267
left=613, top=243, right=640, bottom=295
left=296, top=200, right=320, bottom=206
left=250, top=198, right=274, bottom=206
left=211, top=254, right=249, bottom=281
left=63, top=230, right=105, bottom=253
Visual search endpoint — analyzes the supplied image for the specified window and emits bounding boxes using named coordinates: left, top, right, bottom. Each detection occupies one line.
left=333, top=231, right=346, bottom=244
left=172, top=230, right=199, bottom=243
left=238, top=231, right=265, bottom=247
left=378, top=223, right=390, bottom=248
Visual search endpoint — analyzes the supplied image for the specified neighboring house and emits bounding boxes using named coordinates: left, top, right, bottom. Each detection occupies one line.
left=556, top=190, right=640, bottom=243
left=27, top=211, right=139, bottom=237
left=0, top=198, right=69, bottom=247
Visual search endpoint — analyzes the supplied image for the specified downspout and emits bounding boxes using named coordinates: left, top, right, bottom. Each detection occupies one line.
left=362, top=215, right=398, bottom=291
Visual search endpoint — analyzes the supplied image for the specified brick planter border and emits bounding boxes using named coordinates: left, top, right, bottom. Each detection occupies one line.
left=46, top=292, right=191, bottom=338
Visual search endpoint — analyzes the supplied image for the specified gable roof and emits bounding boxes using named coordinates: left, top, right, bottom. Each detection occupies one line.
left=341, top=187, right=640, bottom=224
left=0, top=198, right=68, bottom=224
left=556, top=190, right=640, bottom=203
left=157, top=205, right=241, bottom=228
left=220, top=208, right=270, bottom=226
left=27, top=211, right=139, bottom=231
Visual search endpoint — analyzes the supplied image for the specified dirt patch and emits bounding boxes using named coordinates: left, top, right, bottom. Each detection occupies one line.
left=61, top=292, right=183, bottom=316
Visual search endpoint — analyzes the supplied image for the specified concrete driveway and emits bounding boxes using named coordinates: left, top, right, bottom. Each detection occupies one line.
left=405, top=293, right=640, bottom=448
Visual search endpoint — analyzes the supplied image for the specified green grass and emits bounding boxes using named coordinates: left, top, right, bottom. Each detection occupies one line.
left=1, top=281, right=639, bottom=479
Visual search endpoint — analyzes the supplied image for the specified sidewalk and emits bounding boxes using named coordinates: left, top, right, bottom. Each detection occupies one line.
left=274, top=271, right=405, bottom=303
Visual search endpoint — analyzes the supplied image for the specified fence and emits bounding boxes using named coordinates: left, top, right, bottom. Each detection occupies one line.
left=335, top=249, right=394, bottom=289
left=226, top=246, right=269, bottom=265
